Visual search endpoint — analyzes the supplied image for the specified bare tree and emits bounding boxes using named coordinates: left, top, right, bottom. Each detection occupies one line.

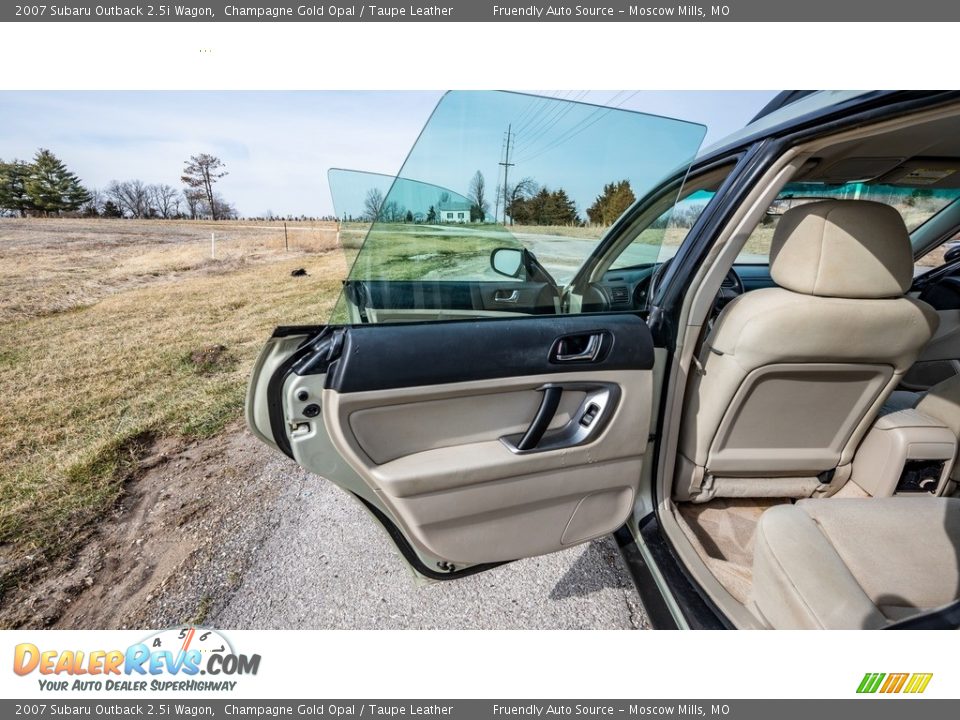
left=149, top=183, right=181, bottom=219
left=205, top=194, right=238, bottom=220
left=468, top=170, right=489, bottom=221
left=80, top=187, right=104, bottom=217
left=380, top=200, right=407, bottom=223
left=363, top=187, right=385, bottom=221
left=504, top=177, right=538, bottom=225
left=106, top=179, right=150, bottom=218
left=183, top=188, right=204, bottom=219
left=181, top=153, right=228, bottom=220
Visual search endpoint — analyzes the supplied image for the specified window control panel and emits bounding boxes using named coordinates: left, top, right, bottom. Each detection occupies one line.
left=580, top=403, right=600, bottom=427
left=501, top=384, right=620, bottom=455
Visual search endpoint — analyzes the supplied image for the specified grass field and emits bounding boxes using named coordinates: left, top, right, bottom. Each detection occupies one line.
left=0, top=218, right=346, bottom=593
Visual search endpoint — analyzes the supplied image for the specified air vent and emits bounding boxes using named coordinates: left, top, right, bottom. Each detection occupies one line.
left=610, top=286, right=629, bottom=304
left=720, top=276, right=736, bottom=289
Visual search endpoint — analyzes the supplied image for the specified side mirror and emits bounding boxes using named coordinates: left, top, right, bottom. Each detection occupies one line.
left=490, top=247, right=524, bottom=278
left=945, top=244, right=960, bottom=264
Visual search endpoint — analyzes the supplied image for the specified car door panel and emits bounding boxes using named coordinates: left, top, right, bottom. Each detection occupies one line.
left=344, top=280, right=558, bottom=323
left=324, top=313, right=651, bottom=391
left=249, top=313, right=654, bottom=573
left=246, top=91, right=710, bottom=577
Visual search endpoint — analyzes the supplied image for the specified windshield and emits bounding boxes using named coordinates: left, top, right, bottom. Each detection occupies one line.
left=329, top=91, right=706, bottom=323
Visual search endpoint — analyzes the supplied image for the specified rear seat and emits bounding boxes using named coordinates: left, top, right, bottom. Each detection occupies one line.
left=751, top=497, right=960, bottom=628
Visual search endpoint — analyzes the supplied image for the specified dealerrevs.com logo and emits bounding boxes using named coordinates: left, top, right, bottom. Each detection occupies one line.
left=857, top=673, right=933, bottom=694
left=13, top=626, right=260, bottom=693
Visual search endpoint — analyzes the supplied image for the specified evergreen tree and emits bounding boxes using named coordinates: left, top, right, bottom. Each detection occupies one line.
left=508, top=186, right=579, bottom=226
left=0, top=159, right=35, bottom=216
left=545, top=188, right=578, bottom=225
left=25, top=149, right=90, bottom=215
left=586, top=179, right=636, bottom=226
left=101, top=200, right=123, bottom=218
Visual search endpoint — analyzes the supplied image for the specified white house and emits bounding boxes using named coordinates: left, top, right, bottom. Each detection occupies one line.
left=438, top=200, right=473, bottom=223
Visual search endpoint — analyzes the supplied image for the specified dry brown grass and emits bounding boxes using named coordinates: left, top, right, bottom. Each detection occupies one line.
left=0, top=218, right=346, bottom=588
left=0, top=218, right=339, bottom=321
left=917, top=243, right=950, bottom=268
left=509, top=224, right=606, bottom=240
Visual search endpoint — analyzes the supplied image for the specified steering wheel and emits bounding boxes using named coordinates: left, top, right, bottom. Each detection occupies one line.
left=643, top=259, right=744, bottom=314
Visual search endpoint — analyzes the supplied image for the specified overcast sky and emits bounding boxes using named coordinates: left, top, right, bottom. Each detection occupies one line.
left=0, top=90, right=777, bottom=217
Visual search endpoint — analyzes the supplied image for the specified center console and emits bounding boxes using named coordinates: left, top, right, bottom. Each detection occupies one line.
left=851, top=408, right=956, bottom=497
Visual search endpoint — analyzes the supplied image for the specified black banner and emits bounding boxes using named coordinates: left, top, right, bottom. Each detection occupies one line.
left=5, top=0, right=960, bottom=22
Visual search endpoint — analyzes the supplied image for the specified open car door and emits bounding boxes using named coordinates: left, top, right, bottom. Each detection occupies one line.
left=247, top=91, right=706, bottom=578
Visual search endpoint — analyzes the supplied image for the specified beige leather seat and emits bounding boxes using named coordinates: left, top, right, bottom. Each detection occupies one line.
left=675, top=200, right=939, bottom=501
left=752, top=497, right=960, bottom=629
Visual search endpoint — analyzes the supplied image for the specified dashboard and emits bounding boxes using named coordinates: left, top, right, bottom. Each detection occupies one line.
left=586, top=263, right=776, bottom=313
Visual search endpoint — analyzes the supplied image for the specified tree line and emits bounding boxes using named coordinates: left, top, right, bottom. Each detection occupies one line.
left=356, top=170, right=640, bottom=228
left=496, top=173, right=637, bottom=227
left=0, top=149, right=237, bottom=220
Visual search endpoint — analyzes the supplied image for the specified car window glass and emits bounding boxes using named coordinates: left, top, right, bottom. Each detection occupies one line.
left=610, top=189, right=717, bottom=269
left=737, top=183, right=960, bottom=264
left=328, top=91, right=706, bottom=323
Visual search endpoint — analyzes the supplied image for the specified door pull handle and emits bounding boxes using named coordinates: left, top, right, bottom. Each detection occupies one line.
left=516, top=386, right=563, bottom=451
left=553, top=332, right=603, bottom=363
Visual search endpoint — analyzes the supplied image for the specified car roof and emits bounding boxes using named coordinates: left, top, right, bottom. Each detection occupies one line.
left=698, top=90, right=876, bottom=159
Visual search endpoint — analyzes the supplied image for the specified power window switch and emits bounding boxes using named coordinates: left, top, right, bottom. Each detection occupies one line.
left=579, top=403, right=600, bottom=427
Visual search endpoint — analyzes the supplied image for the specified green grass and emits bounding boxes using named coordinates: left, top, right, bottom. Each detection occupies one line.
left=0, top=249, right=346, bottom=589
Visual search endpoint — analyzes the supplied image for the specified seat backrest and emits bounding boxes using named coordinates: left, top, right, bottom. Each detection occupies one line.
left=675, top=200, right=939, bottom=501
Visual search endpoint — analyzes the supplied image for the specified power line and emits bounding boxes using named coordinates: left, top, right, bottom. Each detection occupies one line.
left=513, top=90, right=621, bottom=161
left=513, top=91, right=564, bottom=135
left=512, top=90, right=590, bottom=156
left=515, top=90, right=642, bottom=164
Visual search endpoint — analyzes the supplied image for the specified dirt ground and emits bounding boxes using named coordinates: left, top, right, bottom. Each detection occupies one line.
left=0, top=420, right=645, bottom=630
left=0, top=421, right=271, bottom=628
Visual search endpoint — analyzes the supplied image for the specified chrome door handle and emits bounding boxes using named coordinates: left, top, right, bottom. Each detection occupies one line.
left=494, top=289, right=520, bottom=303
left=554, top=332, right=603, bottom=362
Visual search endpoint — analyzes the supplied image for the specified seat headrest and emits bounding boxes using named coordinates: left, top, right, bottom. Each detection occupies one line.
left=769, top=199, right=913, bottom=299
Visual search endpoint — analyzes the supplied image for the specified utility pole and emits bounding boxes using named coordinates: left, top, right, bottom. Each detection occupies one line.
left=493, top=134, right=505, bottom=223
left=499, top=124, right=515, bottom=225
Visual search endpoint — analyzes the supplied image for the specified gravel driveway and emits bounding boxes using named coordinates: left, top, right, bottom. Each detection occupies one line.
left=5, top=425, right=646, bottom=630
left=210, top=441, right=647, bottom=630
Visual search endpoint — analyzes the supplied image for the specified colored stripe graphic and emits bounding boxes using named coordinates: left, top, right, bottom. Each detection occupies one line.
left=857, top=673, right=885, bottom=693
left=904, top=673, right=934, bottom=694
left=857, top=672, right=932, bottom=694
left=881, top=673, right=909, bottom=693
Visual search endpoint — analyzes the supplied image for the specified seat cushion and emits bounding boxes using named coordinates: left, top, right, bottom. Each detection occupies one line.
left=751, top=497, right=960, bottom=629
